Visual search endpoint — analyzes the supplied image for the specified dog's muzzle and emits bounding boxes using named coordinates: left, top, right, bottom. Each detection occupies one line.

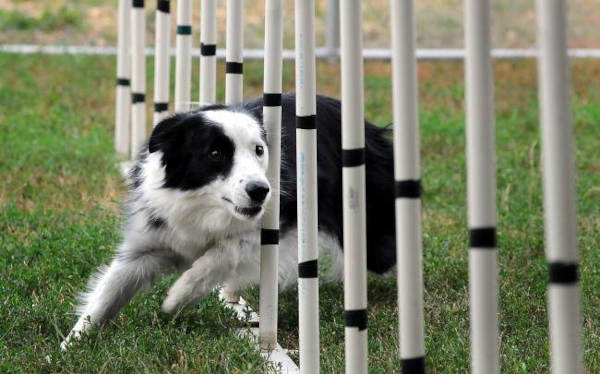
left=245, top=181, right=270, bottom=204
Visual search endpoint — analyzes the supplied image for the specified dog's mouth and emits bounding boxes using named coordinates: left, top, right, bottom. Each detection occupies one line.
left=234, top=206, right=262, bottom=217
left=222, top=197, right=263, bottom=218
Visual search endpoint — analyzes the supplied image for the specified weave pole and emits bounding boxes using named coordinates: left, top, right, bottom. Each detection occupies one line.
left=259, top=0, right=283, bottom=350
left=340, top=1, right=368, bottom=373
left=130, top=0, right=146, bottom=158
left=200, top=0, right=217, bottom=104
left=225, top=0, right=243, bottom=105
left=153, top=0, right=170, bottom=126
left=220, top=0, right=244, bottom=304
left=464, top=0, right=499, bottom=372
left=175, top=0, right=192, bottom=112
left=325, top=0, right=339, bottom=60
left=295, top=0, right=320, bottom=372
left=390, top=0, right=425, bottom=372
left=536, top=1, right=583, bottom=373
left=115, top=0, right=131, bottom=157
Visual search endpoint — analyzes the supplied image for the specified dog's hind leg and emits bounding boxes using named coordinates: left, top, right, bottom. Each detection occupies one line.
left=61, top=248, right=176, bottom=350
left=366, top=234, right=397, bottom=275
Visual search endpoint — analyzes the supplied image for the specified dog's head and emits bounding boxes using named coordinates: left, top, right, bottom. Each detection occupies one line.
left=145, top=107, right=270, bottom=224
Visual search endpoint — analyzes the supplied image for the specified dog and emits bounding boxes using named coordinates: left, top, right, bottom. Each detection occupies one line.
left=61, top=93, right=396, bottom=349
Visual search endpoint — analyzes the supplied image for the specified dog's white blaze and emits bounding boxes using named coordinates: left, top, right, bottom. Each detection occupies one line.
left=203, top=110, right=271, bottom=209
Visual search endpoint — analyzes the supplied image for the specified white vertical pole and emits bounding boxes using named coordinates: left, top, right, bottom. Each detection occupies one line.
left=259, top=0, right=283, bottom=350
left=536, top=1, right=583, bottom=373
left=131, top=0, right=146, bottom=158
left=221, top=0, right=244, bottom=304
left=325, top=0, right=339, bottom=60
left=390, top=0, right=425, bottom=372
left=115, top=0, right=131, bottom=157
left=340, top=1, right=367, bottom=373
left=464, top=0, right=499, bottom=373
left=153, top=0, right=171, bottom=126
left=225, top=0, right=244, bottom=105
left=295, top=0, right=320, bottom=372
left=200, top=0, right=217, bottom=104
left=175, top=0, right=192, bottom=112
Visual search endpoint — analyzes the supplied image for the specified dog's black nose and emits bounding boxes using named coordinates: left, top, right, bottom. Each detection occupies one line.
left=245, top=181, right=270, bottom=203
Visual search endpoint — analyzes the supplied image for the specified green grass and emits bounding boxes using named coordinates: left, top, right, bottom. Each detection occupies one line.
left=0, top=53, right=599, bottom=372
left=0, top=7, right=84, bottom=32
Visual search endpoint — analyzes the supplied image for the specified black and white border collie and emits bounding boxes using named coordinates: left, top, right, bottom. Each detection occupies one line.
left=62, top=93, right=396, bottom=349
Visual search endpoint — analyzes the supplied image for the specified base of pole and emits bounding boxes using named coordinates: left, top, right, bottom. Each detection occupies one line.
left=217, top=288, right=298, bottom=372
left=218, top=288, right=259, bottom=325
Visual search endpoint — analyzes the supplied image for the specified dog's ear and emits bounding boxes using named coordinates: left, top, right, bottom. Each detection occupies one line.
left=149, top=114, right=184, bottom=153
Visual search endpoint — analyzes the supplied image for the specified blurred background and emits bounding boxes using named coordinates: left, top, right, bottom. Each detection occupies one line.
left=1, top=0, right=599, bottom=49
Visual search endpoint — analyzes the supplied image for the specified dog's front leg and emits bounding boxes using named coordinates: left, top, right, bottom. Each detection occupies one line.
left=61, top=249, right=175, bottom=350
left=162, top=241, right=238, bottom=314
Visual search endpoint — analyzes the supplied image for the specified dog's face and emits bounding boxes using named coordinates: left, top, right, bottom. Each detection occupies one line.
left=147, top=108, right=270, bottom=223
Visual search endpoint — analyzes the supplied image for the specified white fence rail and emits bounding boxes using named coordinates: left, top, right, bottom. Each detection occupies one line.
left=2, top=44, right=600, bottom=60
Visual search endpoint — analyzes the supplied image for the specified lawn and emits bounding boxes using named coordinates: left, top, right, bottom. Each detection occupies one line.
left=0, top=53, right=598, bottom=373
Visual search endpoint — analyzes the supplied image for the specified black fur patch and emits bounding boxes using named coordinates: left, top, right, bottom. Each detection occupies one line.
left=148, top=215, right=166, bottom=230
left=149, top=113, right=235, bottom=190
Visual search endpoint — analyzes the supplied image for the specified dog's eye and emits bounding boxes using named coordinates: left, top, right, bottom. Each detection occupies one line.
left=209, top=149, right=222, bottom=161
left=255, top=145, right=264, bottom=157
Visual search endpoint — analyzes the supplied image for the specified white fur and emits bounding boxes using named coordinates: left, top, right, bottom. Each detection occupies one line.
left=61, top=110, right=341, bottom=350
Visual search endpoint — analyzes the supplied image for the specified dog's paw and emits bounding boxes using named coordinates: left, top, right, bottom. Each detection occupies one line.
left=162, top=274, right=212, bottom=314
left=162, top=281, right=194, bottom=314
left=60, top=330, right=81, bottom=351
left=60, top=339, right=69, bottom=351
left=161, top=294, right=184, bottom=315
